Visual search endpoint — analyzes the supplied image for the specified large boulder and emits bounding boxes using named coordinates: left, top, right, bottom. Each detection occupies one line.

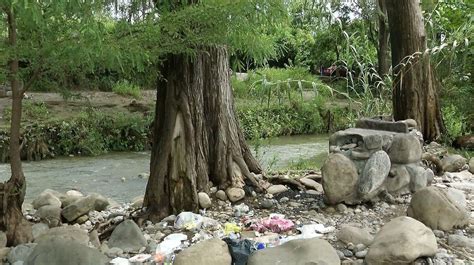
left=174, top=238, right=231, bottom=265
left=337, top=225, right=374, bottom=246
left=247, top=238, right=339, bottom=265
left=25, top=238, right=107, bottom=265
left=198, top=192, right=212, bottom=209
left=365, top=216, right=437, bottom=265
left=35, top=205, right=61, bottom=227
left=441, top=154, right=467, bottom=172
left=407, top=187, right=470, bottom=231
left=358, top=150, right=391, bottom=199
left=7, top=244, right=36, bottom=264
left=61, top=194, right=109, bottom=222
left=322, top=153, right=359, bottom=204
left=60, top=190, right=84, bottom=208
left=385, top=165, right=411, bottom=194
left=388, top=134, right=422, bottom=164
left=266, top=185, right=287, bottom=195
left=34, top=226, right=89, bottom=246
left=226, top=188, right=245, bottom=203
left=32, top=191, right=61, bottom=210
left=108, top=220, right=146, bottom=252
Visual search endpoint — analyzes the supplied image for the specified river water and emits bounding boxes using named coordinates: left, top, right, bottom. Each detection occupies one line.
left=0, top=134, right=328, bottom=202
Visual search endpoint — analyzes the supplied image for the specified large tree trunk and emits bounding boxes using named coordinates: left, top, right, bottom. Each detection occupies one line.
left=386, top=0, right=444, bottom=142
left=0, top=8, right=32, bottom=246
left=377, top=0, right=390, bottom=77
left=143, top=46, right=262, bottom=221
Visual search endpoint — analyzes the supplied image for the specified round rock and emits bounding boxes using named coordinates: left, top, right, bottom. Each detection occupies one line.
left=322, top=153, right=359, bottom=204
left=226, top=188, right=245, bottom=202
left=198, top=192, right=212, bottom=209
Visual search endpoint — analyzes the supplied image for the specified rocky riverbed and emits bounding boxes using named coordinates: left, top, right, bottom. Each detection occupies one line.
left=0, top=162, right=473, bottom=265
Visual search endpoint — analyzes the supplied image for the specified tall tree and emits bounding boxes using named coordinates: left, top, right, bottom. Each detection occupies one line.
left=142, top=1, right=284, bottom=221
left=377, top=0, right=389, bottom=77
left=0, top=0, right=108, bottom=245
left=386, top=0, right=444, bottom=141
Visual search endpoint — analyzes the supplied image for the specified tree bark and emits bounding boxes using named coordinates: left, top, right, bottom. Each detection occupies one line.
left=386, top=0, right=444, bottom=142
left=377, top=0, right=390, bottom=77
left=0, top=7, right=33, bottom=246
left=143, top=46, right=262, bottom=221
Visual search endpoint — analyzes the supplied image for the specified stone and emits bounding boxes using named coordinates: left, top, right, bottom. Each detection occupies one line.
left=247, top=238, right=340, bottom=265
left=61, top=194, right=109, bottom=222
left=447, top=234, right=474, bottom=249
left=0, top=231, right=6, bottom=248
left=385, top=164, right=411, bottom=194
left=401, top=118, right=417, bottom=128
left=337, top=225, right=374, bottom=246
left=356, top=118, right=408, bottom=133
left=266, top=185, right=287, bottom=195
left=105, top=247, right=124, bottom=258
left=32, top=191, right=61, bottom=210
left=0, top=247, right=11, bottom=261
left=299, top=177, right=323, bottom=192
left=7, top=244, right=36, bottom=264
left=25, top=238, right=108, bottom=265
left=322, top=153, right=359, bottom=204
left=388, top=134, right=422, bottom=164
left=364, top=134, right=383, bottom=150
left=406, top=164, right=430, bottom=192
left=215, top=190, right=227, bottom=201
left=365, top=216, right=437, bottom=265
left=407, top=187, right=470, bottom=231
left=358, top=150, right=391, bottom=199
left=337, top=203, right=348, bottom=213
left=469, top=158, right=474, bottom=174
left=441, top=154, right=467, bottom=172
left=260, top=199, right=274, bottom=209
left=108, top=220, right=147, bottom=252
left=61, top=190, right=84, bottom=208
left=131, top=195, right=144, bottom=209
left=355, top=250, right=367, bottom=258
left=31, top=223, right=49, bottom=240
left=35, top=226, right=89, bottom=246
left=35, top=205, right=61, bottom=227
left=174, top=238, right=231, bottom=265
left=198, top=192, right=212, bottom=209
left=226, top=188, right=245, bottom=202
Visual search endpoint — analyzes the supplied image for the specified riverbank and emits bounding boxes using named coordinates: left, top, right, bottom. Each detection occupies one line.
left=1, top=167, right=472, bottom=264
left=0, top=91, right=353, bottom=163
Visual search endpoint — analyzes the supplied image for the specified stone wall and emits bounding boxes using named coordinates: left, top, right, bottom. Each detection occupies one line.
left=322, top=118, right=434, bottom=205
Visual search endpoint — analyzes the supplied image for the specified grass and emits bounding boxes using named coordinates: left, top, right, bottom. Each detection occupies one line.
left=112, top=80, right=141, bottom=99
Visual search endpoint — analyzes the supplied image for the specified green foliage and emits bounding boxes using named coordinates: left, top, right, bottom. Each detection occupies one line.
left=112, top=80, right=141, bottom=99
left=442, top=105, right=471, bottom=144
left=3, top=101, right=50, bottom=123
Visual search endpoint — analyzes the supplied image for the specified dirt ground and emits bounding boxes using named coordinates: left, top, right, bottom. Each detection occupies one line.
left=0, top=91, right=157, bottom=128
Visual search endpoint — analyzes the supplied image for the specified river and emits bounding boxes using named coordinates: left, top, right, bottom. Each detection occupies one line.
left=0, top=134, right=328, bottom=202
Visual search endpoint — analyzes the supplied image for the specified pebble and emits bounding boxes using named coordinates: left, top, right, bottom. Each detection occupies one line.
left=342, top=249, right=353, bottom=257
left=355, top=250, right=367, bottom=258
left=337, top=204, right=348, bottom=213
left=433, top=230, right=445, bottom=238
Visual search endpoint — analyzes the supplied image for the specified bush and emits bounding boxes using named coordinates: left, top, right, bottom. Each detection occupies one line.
left=112, top=80, right=141, bottom=99
left=442, top=104, right=471, bottom=144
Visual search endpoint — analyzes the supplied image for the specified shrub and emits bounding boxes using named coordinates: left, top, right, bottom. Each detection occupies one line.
left=112, top=80, right=141, bottom=99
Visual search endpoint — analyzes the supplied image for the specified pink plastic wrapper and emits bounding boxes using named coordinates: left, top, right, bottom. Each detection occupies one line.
left=249, top=216, right=294, bottom=233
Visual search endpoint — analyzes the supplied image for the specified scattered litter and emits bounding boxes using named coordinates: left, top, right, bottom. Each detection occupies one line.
left=224, top=223, right=242, bottom=235
left=164, top=233, right=188, bottom=241
left=249, top=232, right=280, bottom=247
left=201, top=217, right=222, bottom=230
left=223, top=238, right=257, bottom=265
left=247, top=214, right=295, bottom=233
left=233, top=203, right=250, bottom=217
left=174, top=212, right=203, bottom=230
left=129, top=254, right=152, bottom=263
left=298, top=224, right=335, bottom=237
left=109, top=257, right=130, bottom=265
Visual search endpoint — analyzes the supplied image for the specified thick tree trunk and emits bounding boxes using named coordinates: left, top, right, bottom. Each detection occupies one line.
left=377, top=0, right=390, bottom=77
left=143, top=46, right=262, bottom=221
left=0, top=8, right=32, bottom=246
left=386, top=0, right=444, bottom=142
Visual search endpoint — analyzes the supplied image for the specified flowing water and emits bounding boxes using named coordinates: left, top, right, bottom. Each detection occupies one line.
left=0, top=134, right=328, bottom=203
